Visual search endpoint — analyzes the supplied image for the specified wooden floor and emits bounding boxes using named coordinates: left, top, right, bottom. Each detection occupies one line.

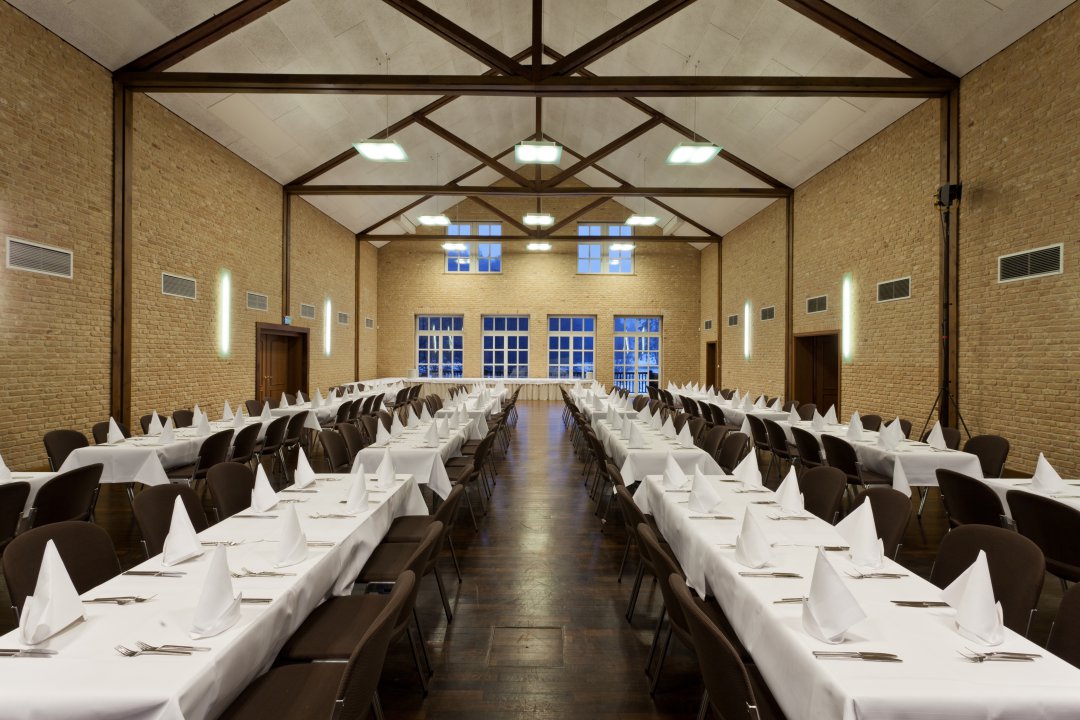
left=0, top=400, right=1066, bottom=718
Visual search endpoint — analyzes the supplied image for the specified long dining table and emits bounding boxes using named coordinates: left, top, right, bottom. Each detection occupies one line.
left=980, top=475, right=1080, bottom=520
left=355, top=417, right=470, bottom=499
left=591, top=414, right=722, bottom=485
left=636, top=473, right=1080, bottom=720
left=0, top=472, right=426, bottom=720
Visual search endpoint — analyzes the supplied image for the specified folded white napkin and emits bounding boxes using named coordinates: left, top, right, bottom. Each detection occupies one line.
left=735, top=510, right=772, bottom=569
left=190, top=545, right=241, bottom=640
left=424, top=421, right=439, bottom=445
left=593, top=395, right=604, bottom=413
left=312, top=388, right=324, bottom=409
left=846, top=411, right=863, bottom=442
left=787, top=406, right=800, bottom=424
left=222, top=401, right=235, bottom=421
left=192, top=406, right=204, bottom=427
left=421, top=404, right=433, bottom=422
left=107, top=417, right=126, bottom=444
left=775, top=467, right=804, bottom=514
left=629, top=422, right=647, bottom=448
left=159, top=418, right=176, bottom=444
left=835, top=501, right=885, bottom=569
left=375, top=421, right=391, bottom=446
left=0, top=451, right=9, bottom=481
left=877, top=419, right=902, bottom=452
left=739, top=417, right=752, bottom=437
left=296, top=391, right=305, bottom=405
left=663, top=453, right=689, bottom=490
left=233, top=409, right=246, bottom=431
left=195, top=413, right=212, bottom=437
left=605, top=406, right=616, bottom=426
left=294, top=448, right=316, bottom=488
left=770, top=398, right=783, bottom=411
left=621, top=416, right=633, bottom=441
left=436, top=418, right=450, bottom=440
left=942, top=550, right=1004, bottom=646
left=1032, top=453, right=1066, bottom=493
left=260, top=402, right=272, bottom=422
left=251, top=465, right=278, bottom=512
left=161, top=495, right=204, bottom=567
left=689, top=466, right=722, bottom=514
left=650, top=411, right=663, bottom=431
left=345, top=473, right=369, bottom=513
left=742, top=394, right=755, bottom=411
left=274, top=505, right=308, bottom=568
left=803, top=549, right=867, bottom=644
left=388, top=412, right=403, bottom=437
left=892, top=458, right=911, bottom=498
left=732, top=389, right=741, bottom=404
left=636, top=405, right=650, bottom=422
left=925, top=421, right=946, bottom=450
left=376, top=449, right=396, bottom=490
left=811, top=410, right=826, bottom=432
left=148, top=411, right=163, bottom=436
left=18, top=539, right=84, bottom=645
left=448, top=411, right=459, bottom=431
left=677, top=422, right=693, bottom=446
left=824, top=405, right=838, bottom=425
left=407, top=407, right=420, bottom=427
left=733, top=451, right=762, bottom=488
left=279, top=393, right=290, bottom=409
left=754, top=395, right=767, bottom=410
left=661, top=416, right=677, bottom=439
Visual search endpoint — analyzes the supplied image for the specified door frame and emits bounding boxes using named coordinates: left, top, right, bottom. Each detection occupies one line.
left=254, top=323, right=310, bottom=402
left=792, top=330, right=842, bottom=413
left=705, top=341, right=717, bottom=388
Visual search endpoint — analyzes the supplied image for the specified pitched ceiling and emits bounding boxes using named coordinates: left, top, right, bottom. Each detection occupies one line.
left=9, top=0, right=1076, bottom=240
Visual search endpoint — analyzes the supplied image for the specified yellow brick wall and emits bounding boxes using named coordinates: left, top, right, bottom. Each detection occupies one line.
left=0, top=3, right=112, bottom=468
left=356, top=241, right=379, bottom=379
left=699, top=244, right=719, bottom=385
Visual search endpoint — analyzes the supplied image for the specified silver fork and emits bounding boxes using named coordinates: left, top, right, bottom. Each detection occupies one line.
left=958, top=648, right=1040, bottom=662
left=84, top=594, right=156, bottom=605
left=136, top=641, right=210, bottom=653
left=845, top=570, right=908, bottom=579
left=115, top=644, right=191, bottom=657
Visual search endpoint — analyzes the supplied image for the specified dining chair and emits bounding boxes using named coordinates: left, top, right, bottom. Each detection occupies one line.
left=850, top=486, right=912, bottom=559
left=796, top=403, right=817, bottom=421
left=782, top=400, right=799, bottom=412
left=132, top=483, right=209, bottom=559
left=244, top=400, right=262, bottom=417
left=920, top=426, right=962, bottom=450
left=1047, top=583, right=1080, bottom=669
left=384, top=484, right=466, bottom=581
left=322, top=401, right=352, bottom=431
left=221, top=571, right=413, bottom=720
left=821, top=435, right=891, bottom=489
left=280, top=411, right=309, bottom=464
left=29, top=463, right=102, bottom=527
left=745, top=415, right=770, bottom=467
left=138, top=414, right=170, bottom=435
left=3, top=521, right=120, bottom=619
left=318, top=430, right=352, bottom=474
left=699, top=425, right=727, bottom=460
left=359, top=415, right=379, bottom=446
left=963, top=434, right=1010, bottom=478
left=895, top=418, right=913, bottom=439
left=377, top=410, right=394, bottom=431
left=687, top=417, right=707, bottom=445
left=166, top=429, right=233, bottom=491
left=935, top=469, right=1006, bottom=528
left=791, top=426, right=824, bottom=474
left=206, top=462, right=255, bottom=523
left=1007, top=490, right=1080, bottom=590
left=0, top=482, right=30, bottom=554
left=171, top=409, right=194, bottom=428
left=930, top=524, right=1044, bottom=636
left=615, top=486, right=672, bottom=622
left=859, top=414, right=882, bottom=432
left=336, top=422, right=367, bottom=460
left=230, top=423, right=262, bottom=467
left=42, top=429, right=88, bottom=471
left=798, top=466, right=847, bottom=524
left=256, top=416, right=290, bottom=478
left=763, top=418, right=797, bottom=481
left=91, top=420, right=131, bottom=444
left=716, top=431, right=750, bottom=474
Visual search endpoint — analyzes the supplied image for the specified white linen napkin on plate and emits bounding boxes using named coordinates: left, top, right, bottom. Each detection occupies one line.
left=190, top=545, right=241, bottom=640
left=407, top=407, right=420, bottom=427
left=770, top=398, right=783, bottom=411
left=733, top=452, right=762, bottom=488
left=294, top=448, right=316, bottom=488
left=148, top=411, right=163, bottom=436
left=663, top=453, right=689, bottom=490
left=877, top=419, right=902, bottom=452
left=892, top=459, right=911, bottom=498
left=390, top=413, right=405, bottom=437
left=345, top=473, right=369, bottom=513
left=0, top=452, right=9, bottom=481
left=942, top=550, right=1005, bottom=646
left=787, top=406, right=800, bottom=424
left=811, top=410, right=826, bottom=432
left=775, top=467, right=804, bottom=514
left=926, top=421, right=948, bottom=450
left=421, top=404, right=432, bottom=422
left=233, top=409, right=246, bottom=431
left=162, top=496, right=204, bottom=567
left=846, top=411, right=863, bottom=442
left=742, top=394, right=755, bottom=411
left=606, top=406, right=616, bottom=426
left=824, top=405, right=838, bottom=425
left=195, top=413, right=212, bottom=437
left=107, top=417, right=126, bottom=444
left=375, top=421, right=391, bottom=446
left=732, top=389, right=741, bottom=405
left=661, top=416, right=676, bottom=438
left=296, top=391, right=304, bottom=405
left=835, top=501, right=884, bottom=569
left=650, top=411, right=663, bottom=431
left=251, top=465, right=278, bottom=512
left=436, top=418, right=449, bottom=440
left=18, top=540, right=84, bottom=645
left=313, top=388, right=325, bottom=409
left=279, top=393, right=290, bottom=409
left=424, top=421, right=439, bottom=446
left=1032, top=453, right=1066, bottom=493
left=159, top=418, right=176, bottom=444
left=612, top=412, right=624, bottom=431
left=735, top=511, right=772, bottom=569
left=376, top=449, right=396, bottom=490
left=803, top=549, right=867, bottom=644
left=260, top=403, right=273, bottom=422
left=621, top=417, right=633, bottom=441
left=636, top=405, right=650, bottom=422
left=689, top=466, right=722, bottom=514
left=754, top=395, right=767, bottom=410
left=629, top=422, right=647, bottom=449
left=677, top=423, right=693, bottom=446
left=739, top=417, right=751, bottom=436
left=222, top=401, right=234, bottom=422
left=274, top=505, right=308, bottom=568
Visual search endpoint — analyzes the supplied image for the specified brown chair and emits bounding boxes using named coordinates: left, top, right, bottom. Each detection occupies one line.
left=171, top=409, right=194, bottom=428
left=893, top=418, right=912, bottom=439
left=860, top=414, right=882, bottom=432
left=377, top=410, right=394, bottom=431
left=0, top=482, right=31, bottom=554
left=166, top=430, right=234, bottom=489
left=935, top=469, right=1006, bottom=528
left=791, top=426, right=824, bottom=473
left=745, top=415, right=770, bottom=467
left=614, top=486, right=674, bottom=622
left=221, top=571, right=414, bottom=720
left=358, top=519, right=454, bottom=623
left=256, top=415, right=290, bottom=477
left=359, top=415, right=379, bottom=446
left=1047, top=583, right=1080, bottom=669
left=1007, top=490, right=1080, bottom=588
left=699, top=425, right=727, bottom=460
left=319, top=430, right=351, bottom=474
left=132, top=483, right=209, bottom=559
left=798, top=466, right=846, bottom=524
left=384, top=484, right=466, bottom=581
left=139, top=414, right=170, bottom=435
left=230, top=423, right=262, bottom=467
left=91, top=420, right=130, bottom=444
left=796, top=403, right=817, bottom=421
left=851, top=486, right=912, bottom=559
left=716, top=431, right=749, bottom=474
left=3, top=521, right=120, bottom=617
left=42, top=429, right=88, bottom=471
left=763, top=418, right=797, bottom=480
left=207, top=462, right=255, bottom=522
left=930, top=524, right=1045, bottom=636
left=30, top=463, right=102, bottom=527
left=337, top=422, right=367, bottom=461
left=963, top=435, right=1010, bottom=478
left=821, top=434, right=890, bottom=489
left=244, top=400, right=262, bottom=418
left=921, top=426, right=962, bottom=450
left=281, top=411, right=309, bottom=461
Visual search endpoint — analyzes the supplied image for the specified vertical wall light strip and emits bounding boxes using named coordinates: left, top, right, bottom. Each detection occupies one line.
left=217, top=270, right=231, bottom=358
left=842, top=273, right=853, bottom=362
left=324, top=297, right=333, bottom=357
left=743, top=299, right=751, bottom=360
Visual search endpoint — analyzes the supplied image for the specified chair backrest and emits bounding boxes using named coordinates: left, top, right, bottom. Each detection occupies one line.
left=337, top=422, right=367, bottom=459
left=433, top=485, right=465, bottom=531
left=244, top=400, right=262, bottom=417
left=935, top=469, right=1005, bottom=527
left=605, top=461, right=625, bottom=489
left=921, top=426, right=961, bottom=450
left=139, top=414, right=170, bottom=435
left=42, top=429, right=89, bottom=471
left=377, top=410, right=394, bottom=431
left=31, top=463, right=102, bottom=526
left=672, top=413, right=688, bottom=432
left=207, top=462, right=255, bottom=521
left=1048, top=583, right=1080, bottom=669
left=963, top=434, right=1010, bottom=478
left=319, top=430, right=352, bottom=473
left=782, top=400, right=799, bottom=412
left=335, top=402, right=353, bottom=424
left=716, top=432, right=749, bottom=474
left=762, top=418, right=790, bottom=457
left=820, top=435, right=860, bottom=483
left=671, top=575, right=765, bottom=720
left=1007, top=490, right=1080, bottom=583
left=798, top=466, right=847, bottom=524
left=851, top=486, right=911, bottom=558
left=348, top=399, right=364, bottom=422
left=700, top=426, right=727, bottom=458
left=632, top=396, right=648, bottom=411
left=860, top=414, right=882, bottom=432
left=0, top=482, right=31, bottom=551
left=195, top=431, right=235, bottom=478
left=638, top=524, right=689, bottom=638
left=230, top=423, right=262, bottom=464
left=133, top=483, right=209, bottom=557
left=895, top=418, right=912, bottom=439
left=92, top=420, right=131, bottom=445
left=260, top=415, right=290, bottom=452
left=688, top=417, right=706, bottom=443
left=3, top=521, right=120, bottom=613
left=359, top=415, right=379, bottom=445
left=745, top=415, right=769, bottom=450
left=172, top=409, right=194, bottom=428
left=791, top=426, right=823, bottom=469
left=796, top=403, right=817, bottom=421
left=615, top=486, right=647, bottom=545
left=929, top=524, right=1045, bottom=635
left=283, top=411, right=308, bottom=446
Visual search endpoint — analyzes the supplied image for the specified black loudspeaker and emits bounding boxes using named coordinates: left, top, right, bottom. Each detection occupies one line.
left=938, top=183, right=962, bottom=206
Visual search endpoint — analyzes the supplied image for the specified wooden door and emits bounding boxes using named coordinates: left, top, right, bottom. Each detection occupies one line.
left=255, top=324, right=310, bottom=403
left=705, top=342, right=717, bottom=388
left=792, top=332, right=841, bottom=414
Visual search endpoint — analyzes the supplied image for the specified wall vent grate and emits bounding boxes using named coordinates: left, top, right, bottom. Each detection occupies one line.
left=161, top=273, right=196, bottom=300
left=806, top=295, right=827, bottom=314
left=727, top=314, right=739, bottom=327
left=365, top=317, right=375, bottom=329
left=299, top=303, right=316, bottom=319
left=337, top=311, right=349, bottom=325
left=760, top=306, right=775, bottom=321
left=877, top=277, right=911, bottom=302
left=703, top=319, right=713, bottom=331
left=6, top=237, right=73, bottom=279
left=246, top=292, right=268, bottom=311
left=998, top=244, right=1063, bottom=283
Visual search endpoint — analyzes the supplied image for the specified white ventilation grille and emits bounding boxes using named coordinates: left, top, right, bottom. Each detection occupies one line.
left=6, top=237, right=73, bottom=279
left=998, top=244, right=1063, bottom=283
left=727, top=314, right=739, bottom=327
left=760, top=306, right=775, bottom=321
left=246, top=292, right=268, bottom=311
left=161, top=273, right=196, bottom=300
left=877, top=277, right=911, bottom=302
left=299, top=303, right=316, bottom=319
left=337, top=311, right=349, bottom=325
left=365, top=317, right=375, bottom=329
left=703, top=319, right=713, bottom=331
left=806, top=295, right=827, bottom=314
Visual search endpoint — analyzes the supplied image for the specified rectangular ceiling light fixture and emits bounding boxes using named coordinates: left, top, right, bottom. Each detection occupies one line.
left=526, top=242, right=552, bottom=251
left=625, top=215, right=659, bottom=226
left=523, top=213, right=555, bottom=227
left=353, top=139, right=408, bottom=162
left=609, top=243, right=635, bottom=251
left=417, top=215, right=451, bottom=226
left=514, top=141, right=563, bottom=164
left=666, top=142, right=721, bottom=165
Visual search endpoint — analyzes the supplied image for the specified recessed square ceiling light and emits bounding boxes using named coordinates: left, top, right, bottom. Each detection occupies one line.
left=523, top=213, right=555, bottom=227
left=353, top=139, right=408, bottom=162
left=417, top=215, right=451, bottom=226
left=515, top=141, right=563, bottom=164
left=666, top=142, right=721, bottom=165
left=625, top=215, right=659, bottom=226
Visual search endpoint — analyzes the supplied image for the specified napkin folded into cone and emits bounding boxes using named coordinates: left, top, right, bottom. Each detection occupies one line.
left=835, top=501, right=884, bottom=569
left=274, top=505, right=308, bottom=568
left=735, top=511, right=772, bottom=569
left=663, top=453, right=689, bottom=490
left=688, top=465, right=722, bottom=514
left=775, top=467, right=804, bottom=515
left=803, top=549, right=867, bottom=644
left=18, top=540, right=84, bottom=645
left=942, top=550, right=1005, bottom=646
left=376, top=449, right=397, bottom=490
left=251, top=465, right=278, bottom=512
left=190, top=545, right=241, bottom=640
left=733, top=452, right=762, bottom=488
left=162, top=496, right=204, bottom=567
left=294, top=448, right=317, bottom=488
left=1032, top=453, right=1067, bottom=494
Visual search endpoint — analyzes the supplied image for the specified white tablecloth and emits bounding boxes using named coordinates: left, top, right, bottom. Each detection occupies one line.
left=0, top=473, right=426, bottom=720
left=356, top=419, right=467, bottom=499
left=353, top=377, right=567, bottom=401
left=591, top=417, right=721, bottom=485
left=639, top=475, right=1080, bottom=720
left=981, top=476, right=1080, bottom=520
left=0, top=472, right=55, bottom=513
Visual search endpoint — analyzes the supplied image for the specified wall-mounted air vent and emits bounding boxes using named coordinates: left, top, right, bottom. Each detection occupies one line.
left=299, top=303, right=316, bottom=319
left=703, top=319, right=713, bottom=331
left=727, top=314, right=739, bottom=327
left=161, top=272, right=196, bottom=300
left=877, top=277, right=911, bottom=302
left=998, top=244, right=1063, bottom=283
left=365, top=317, right=375, bottom=329
left=6, top=237, right=73, bottom=279
left=806, top=295, right=827, bottom=314
left=337, top=312, right=349, bottom=325
left=246, top=292, right=268, bottom=311
left=760, top=306, right=775, bottom=321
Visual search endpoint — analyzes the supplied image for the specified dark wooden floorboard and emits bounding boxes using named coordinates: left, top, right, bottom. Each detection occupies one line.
left=0, top=400, right=1065, bottom=717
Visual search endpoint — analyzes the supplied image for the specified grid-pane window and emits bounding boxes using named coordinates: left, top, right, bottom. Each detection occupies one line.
left=577, top=225, right=634, bottom=274
left=478, top=242, right=502, bottom=272
left=445, top=224, right=502, bottom=273
left=613, top=316, right=661, bottom=393
left=482, top=316, right=529, bottom=378
left=577, top=243, right=602, bottom=273
left=417, top=315, right=464, bottom=378
left=547, top=316, right=596, bottom=379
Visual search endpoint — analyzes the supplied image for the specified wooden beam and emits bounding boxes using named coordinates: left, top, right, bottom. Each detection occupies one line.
left=117, top=72, right=957, bottom=97
left=774, top=0, right=956, bottom=79
left=531, top=0, right=543, bottom=73
left=784, top=195, right=795, bottom=402
left=291, top=185, right=789, bottom=198
left=545, top=196, right=615, bottom=234
left=469, top=197, right=537, bottom=236
left=542, top=117, right=662, bottom=188
left=415, top=116, right=533, bottom=187
left=120, top=0, right=291, bottom=72
left=542, top=0, right=700, bottom=77
left=381, top=0, right=526, bottom=76
left=362, top=234, right=718, bottom=243
left=110, top=82, right=133, bottom=426
left=938, top=88, right=961, bottom=427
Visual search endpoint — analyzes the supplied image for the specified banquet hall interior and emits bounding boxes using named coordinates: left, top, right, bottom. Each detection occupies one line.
left=1, top=0, right=1078, bottom=717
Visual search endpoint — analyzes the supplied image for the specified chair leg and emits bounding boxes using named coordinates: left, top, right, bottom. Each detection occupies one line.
left=618, top=538, right=632, bottom=582
left=697, top=690, right=710, bottom=720
left=649, top=627, right=674, bottom=695
left=463, top=486, right=479, bottom=531
left=404, top=623, right=430, bottom=695
left=413, top=607, right=433, bottom=677
left=447, top=536, right=463, bottom=582
left=433, top=566, right=453, bottom=622
left=626, top=560, right=646, bottom=622
left=645, top=606, right=667, bottom=673
left=372, top=692, right=386, bottom=720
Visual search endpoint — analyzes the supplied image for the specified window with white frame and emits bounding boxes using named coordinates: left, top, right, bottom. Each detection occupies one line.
left=482, top=316, right=529, bottom=378
left=613, top=316, right=661, bottom=393
left=445, top=224, right=502, bottom=273
left=577, top=224, right=634, bottom=274
left=547, top=316, right=596, bottom=379
left=416, top=315, right=463, bottom=378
